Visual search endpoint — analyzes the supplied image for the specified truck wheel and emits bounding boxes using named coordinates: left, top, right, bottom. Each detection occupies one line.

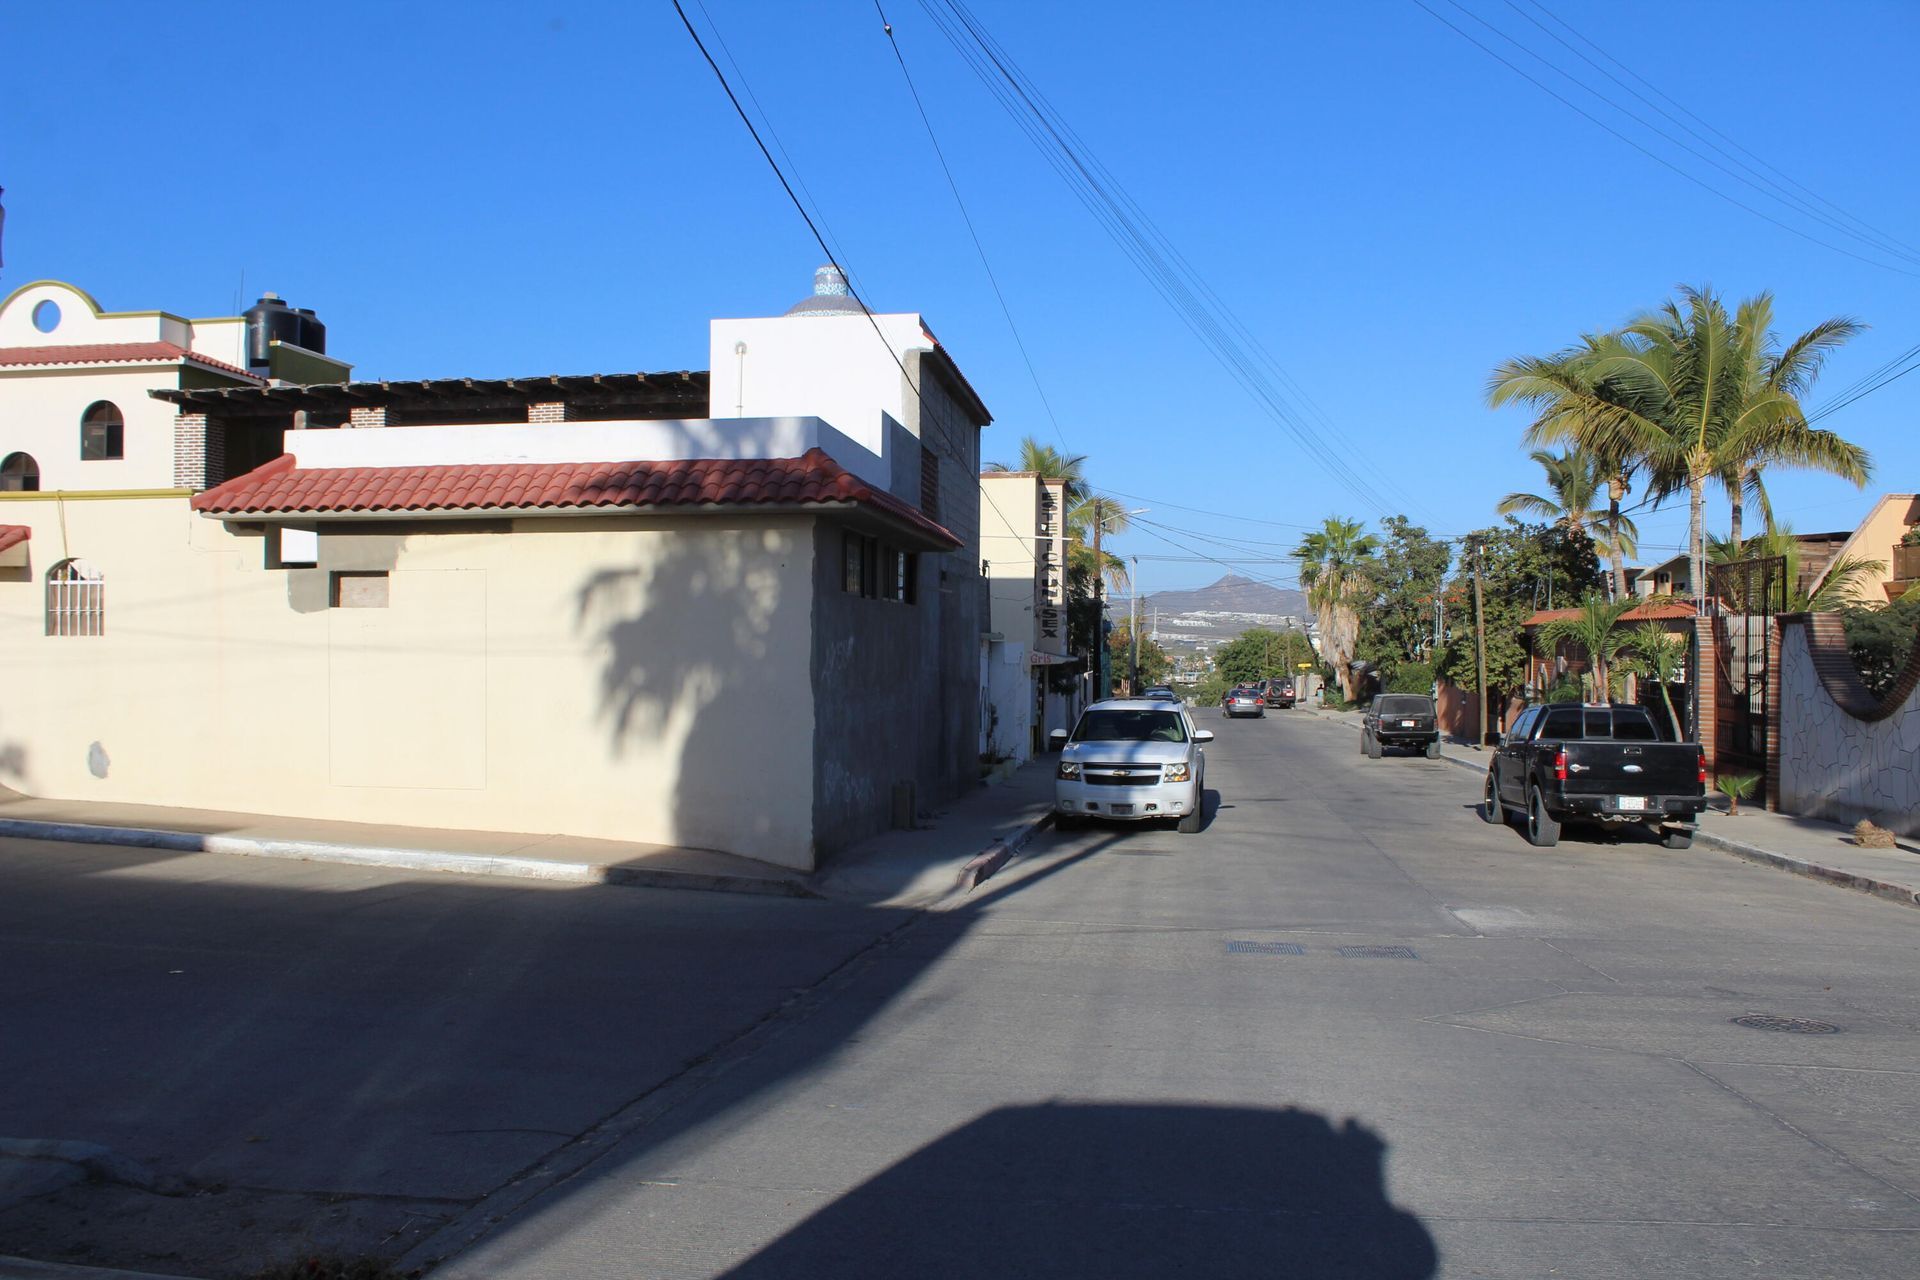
left=1365, top=731, right=1382, bottom=760
left=1525, top=785, right=1561, bottom=848
left=1425, top=740, right=1441, bottom=760
left=1178, top=784, right=1204, bottom=833
left=1661, top=826, right=1693, bottom=850
left=1481, top=772, right=1502, bottom=823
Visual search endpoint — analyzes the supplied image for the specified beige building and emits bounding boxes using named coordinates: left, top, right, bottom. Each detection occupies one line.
left=979, top=471, right=1080, bottom=761
left=0, top=270, right=990, bottom=871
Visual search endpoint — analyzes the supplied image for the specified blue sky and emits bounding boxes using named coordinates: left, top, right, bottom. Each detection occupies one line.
left=5, top=0, right=1915, bottom=592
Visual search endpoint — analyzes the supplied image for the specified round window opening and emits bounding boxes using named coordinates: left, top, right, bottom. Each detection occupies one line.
left=32, top=300, right=62, bottom=334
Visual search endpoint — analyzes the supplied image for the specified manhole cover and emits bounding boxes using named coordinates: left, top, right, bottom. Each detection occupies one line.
left=1732, top=1014, right=1841, bottom=1034
left=1336, top=945, right=1418, bottom=959
left=1226, top=940, right=1305, bottom=955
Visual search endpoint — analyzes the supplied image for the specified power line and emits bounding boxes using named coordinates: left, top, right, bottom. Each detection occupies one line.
left=1516, top=0, right=1920, bottom=264
left=1411, top=0, right=1920, bottom=278
left=873, top=1, right=1071, bottom=452
left=916, top=0, right=1439, bottom=520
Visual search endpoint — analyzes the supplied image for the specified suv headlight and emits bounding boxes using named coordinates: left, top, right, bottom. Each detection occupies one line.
left=1163, top=762, right=1191, bottom=782
left=1057, top=760, right=1081, bottom=780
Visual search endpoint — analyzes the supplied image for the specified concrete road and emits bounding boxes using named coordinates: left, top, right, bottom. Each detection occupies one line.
left=430, top=710, right=1920, bottom=1279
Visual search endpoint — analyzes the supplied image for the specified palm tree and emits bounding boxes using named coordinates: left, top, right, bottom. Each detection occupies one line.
left=1068, top=494, right=1132, bottom=594
left=985, top=437, right=1089, bottom=506
left=1498, top=448, right=1607, bottom=533
left=1628, top=622, right=1687, bottom=740
left=1537, top=595, right=1637, bottom=700
left=1490, top=340, right=1641, bottom=599
left=1708, top=525, right=1887, bottom=612
left=1293, top=517, right=1380, bottom=701
left=1490, top=287, right=1871, bottom=605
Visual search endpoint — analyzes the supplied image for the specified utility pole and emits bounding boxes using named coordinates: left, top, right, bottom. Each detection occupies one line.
left=1471, top=536, right=1489, bottom=750
left=1129, top=554, right=1141, bottom=694
left=1093, top=510, right=1107, bottom=700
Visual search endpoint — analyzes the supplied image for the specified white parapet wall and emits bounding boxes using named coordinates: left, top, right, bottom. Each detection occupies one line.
left=284, top=415, right=892, bottom=492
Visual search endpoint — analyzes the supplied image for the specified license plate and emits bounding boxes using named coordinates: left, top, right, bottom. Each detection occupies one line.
left=1400, top=719, right=1416, bottom=727
left=1109, top=804, right=1134, bottom=815
left=1616, top=796, right=1647, bottom=811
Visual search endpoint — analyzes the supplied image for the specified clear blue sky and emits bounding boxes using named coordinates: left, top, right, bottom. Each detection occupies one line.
left=5, top=1, right=1915, bottom=591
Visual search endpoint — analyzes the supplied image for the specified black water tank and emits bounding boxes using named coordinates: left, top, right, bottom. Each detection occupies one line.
left=243, top=293, right=326, bottom=371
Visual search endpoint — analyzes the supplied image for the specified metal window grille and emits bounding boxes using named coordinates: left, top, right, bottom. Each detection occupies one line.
left=46, top=561, right=104, bottom=637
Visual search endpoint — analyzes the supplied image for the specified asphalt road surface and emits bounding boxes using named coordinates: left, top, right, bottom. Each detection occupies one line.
left=6, top=710, right=1918, bottom=1278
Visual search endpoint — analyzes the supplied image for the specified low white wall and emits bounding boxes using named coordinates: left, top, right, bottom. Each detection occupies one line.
left=1777, top=623, right=1920, bottom=836
left=0, top=496, right=822, bottom=868
left=286, top=415, right=888, bottom=492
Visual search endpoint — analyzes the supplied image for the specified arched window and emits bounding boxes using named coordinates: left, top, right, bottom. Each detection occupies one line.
left=0, top=452, right=39, bottom=492
left=81, top=402, right=125, bottom=461
left=46, top=559, right=104, bottom=637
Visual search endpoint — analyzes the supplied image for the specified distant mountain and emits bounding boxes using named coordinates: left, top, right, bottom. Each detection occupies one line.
left=1132, top=574, right=1307, bottom=619
left=1116, top=575, right=1311, bottom=653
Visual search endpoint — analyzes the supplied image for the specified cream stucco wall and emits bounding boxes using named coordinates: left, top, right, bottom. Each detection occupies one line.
left=0, top=496, right=822, bottom=868
left=1828, top=493, right=1920, bottom=604
left=0, top=365, right=185, bottom=491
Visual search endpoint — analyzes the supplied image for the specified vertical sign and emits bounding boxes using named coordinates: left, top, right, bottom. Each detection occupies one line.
left=1035, top=480, right=1065, bottom=650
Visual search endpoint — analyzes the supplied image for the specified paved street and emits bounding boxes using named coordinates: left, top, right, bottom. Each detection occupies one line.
left=5, top=710, right=1919, bottom=1278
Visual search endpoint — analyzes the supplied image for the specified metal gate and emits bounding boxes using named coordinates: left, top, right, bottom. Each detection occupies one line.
left=1706, top=556, right=1786, bottom=801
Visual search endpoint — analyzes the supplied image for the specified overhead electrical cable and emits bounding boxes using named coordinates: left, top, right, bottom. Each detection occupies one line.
left=915, top=0, right=1439, bottom=520
left=1517, top=0, right=1920, bottom=263
left=669, top=0, right=1043, bottom=560
left=1411, top=0, right=1920, bottom=278
left=872, top=1, right=1072, bottom=452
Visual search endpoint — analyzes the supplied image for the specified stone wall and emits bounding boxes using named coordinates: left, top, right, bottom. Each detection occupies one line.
left=1776, top=615, right=1920, bottom=836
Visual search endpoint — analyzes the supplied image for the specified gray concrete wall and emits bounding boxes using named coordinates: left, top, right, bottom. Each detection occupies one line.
left=1777, top=620, right=1920, bottom=836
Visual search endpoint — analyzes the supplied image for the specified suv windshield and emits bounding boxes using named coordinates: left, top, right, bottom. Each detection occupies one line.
left=1376, top=695, right=1432, bottom=715
left=1072, top=709, right=1190, bottom=743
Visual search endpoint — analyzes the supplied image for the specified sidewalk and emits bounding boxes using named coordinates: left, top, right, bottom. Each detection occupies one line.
left=1300, top=704, right=1920, bottom=911
left=809, top=756, right=1057, bottom=907
left=0, top=759, right=1060, bottom=908
left=0, top=787, right=814, bottom=898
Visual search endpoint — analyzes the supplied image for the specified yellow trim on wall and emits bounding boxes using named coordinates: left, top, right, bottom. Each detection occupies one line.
left=0, top=489, right=193, bottom=502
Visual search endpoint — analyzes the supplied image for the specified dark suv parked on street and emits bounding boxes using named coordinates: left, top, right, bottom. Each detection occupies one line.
left=1261, top=678, right=1296, bottom=709
left=1361, top=693, right=1439, bottom=758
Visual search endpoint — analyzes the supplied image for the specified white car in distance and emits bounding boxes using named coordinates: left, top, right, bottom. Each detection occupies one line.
left=1050, top=698, right=1213, bottom=834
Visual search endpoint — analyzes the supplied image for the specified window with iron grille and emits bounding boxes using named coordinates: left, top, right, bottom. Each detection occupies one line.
left=46, top=559, right=104, bottom=637
left=1, top=452, right=39, bottom=492
left=81, top=401, right=124, bottom=461
left=920, top=446, right=941, bottom=520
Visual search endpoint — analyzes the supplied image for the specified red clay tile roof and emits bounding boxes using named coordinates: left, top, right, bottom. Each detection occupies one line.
left=192, top=447, right=960, bottom=547
left=1524, top=601, right=1696, bottom=626
left=0, top=341, right=260, bottom=380
left=0, top=525, right=29, bottom=554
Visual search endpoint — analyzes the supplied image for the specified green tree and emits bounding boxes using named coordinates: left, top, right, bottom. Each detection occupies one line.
left=1212, top=627, right=1315, bottom=686
left=1435, top=519, right=1605, bottom=704
left=1628, top=622, right=1688, bottom=740
left=1490, top=287, right=1869, bottom=601
left=1497, top=448, right=1607, bottom=532
left=1708, top=524, right=1886, bottom=613
left=984, top=437, right=1088, bottom=505
left=1109, top=622, right=1174, bottom=690
left=1294, top=517, right=1381, bottom=701
left=1357, top=516, right=1452, bottom=687
left=1838, top=597, right=1920, bottom=699
left=1537, top=595, right=1637, bottom=699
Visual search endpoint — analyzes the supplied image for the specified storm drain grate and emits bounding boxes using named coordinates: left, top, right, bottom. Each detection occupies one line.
left=1732, top=1014, right=1841, bottom=1035
left=1226, top=941, right=1306, bottom=956
left=1336, top=945, right=1419, bottom=959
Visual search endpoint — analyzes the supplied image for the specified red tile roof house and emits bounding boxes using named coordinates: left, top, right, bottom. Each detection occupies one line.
left=0, top=269, right=990, bottom=872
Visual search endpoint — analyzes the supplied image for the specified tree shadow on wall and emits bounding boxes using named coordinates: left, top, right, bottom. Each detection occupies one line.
left=722, top=1102, right=1438, bottom=1280
left=574, top=521, right=806, bottom=859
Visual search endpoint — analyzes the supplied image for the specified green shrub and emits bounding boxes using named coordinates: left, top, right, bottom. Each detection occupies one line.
left=1386, top=661, right=1435, bottom=694
left=1838, top=598, right=1920, bottom=699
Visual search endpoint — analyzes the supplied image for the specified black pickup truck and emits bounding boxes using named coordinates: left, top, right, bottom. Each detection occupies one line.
left=1481, top=702, right=1706, bottom=849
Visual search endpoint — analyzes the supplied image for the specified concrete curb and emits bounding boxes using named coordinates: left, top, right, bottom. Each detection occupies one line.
left=0, top=1259, right=201, bottom=1280
left=953, top=811, right=1056, bottom=896
left=1692, top=828, right=1920, bottom=910
left=0, top=818, right=816, bottom=900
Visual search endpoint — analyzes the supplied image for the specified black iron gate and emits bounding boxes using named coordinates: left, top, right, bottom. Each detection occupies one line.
left=1706, top=556, right=1787, bottom=802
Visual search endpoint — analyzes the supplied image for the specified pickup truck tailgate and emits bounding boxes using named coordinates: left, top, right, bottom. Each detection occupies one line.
left=1558, top=742, right=1700, bottom=796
